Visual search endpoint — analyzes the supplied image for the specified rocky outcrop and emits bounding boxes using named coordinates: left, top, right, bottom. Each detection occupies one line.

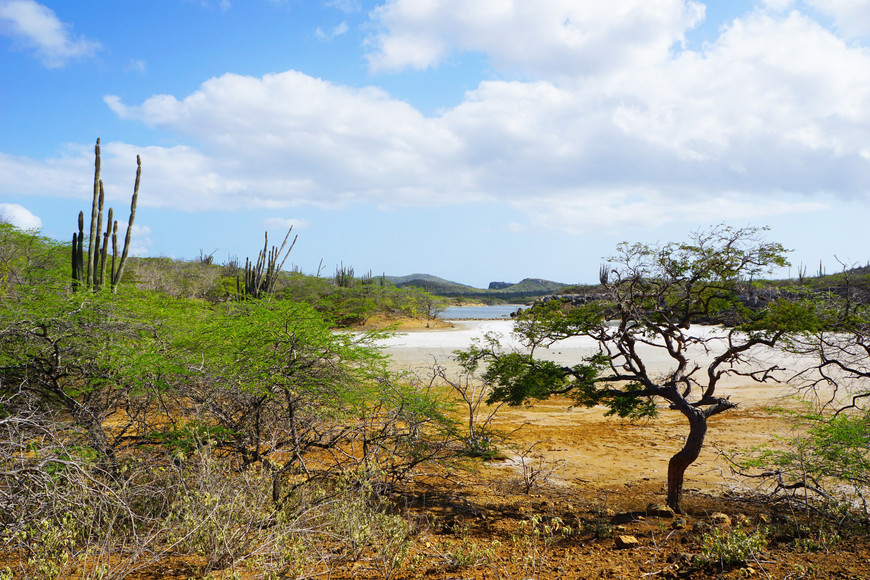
left=529, top=282, right=870, bottom=326
left=488, top=281, right=513, bottom=290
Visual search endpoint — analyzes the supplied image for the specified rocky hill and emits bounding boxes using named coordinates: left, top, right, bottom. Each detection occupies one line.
left=386, top=274, right=571, bottom=303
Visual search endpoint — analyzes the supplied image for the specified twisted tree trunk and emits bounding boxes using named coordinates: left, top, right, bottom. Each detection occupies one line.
left=666, top=402, right=708, bottom=513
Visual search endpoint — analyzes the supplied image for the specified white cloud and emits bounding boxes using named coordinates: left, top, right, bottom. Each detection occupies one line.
left=315, top=20, right=348, bottom=40
left=124, top=59, right=146, bottom=74
left=326, top=0, right=361, bottom=14
left=761, top=0, right=795, bottom=11
left=604, top=11, right=870, bottom=171
left=514, top=190, right=830, bottom=233
left=0, top=0, right=100, bottom=67
left=3, top=5, right=870, bottom=238
left=505, top=222, right=528, bottom=233
left=0, top=203, right=41, bottom=229
left=804, top=0, right=870, bottom=38
left=189, top=0, right=231, bottom=11
left=366, top=0, right=705, bottom=76
left=103, top=72, right=472, bottom=210
left=264, top=217, right=310, bottom=230
left=122, top=224, right=153, bottom=258
left=0, top=148, right=93, bottom=198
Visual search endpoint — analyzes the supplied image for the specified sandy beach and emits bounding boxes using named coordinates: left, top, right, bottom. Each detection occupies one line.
left=379, top=319, right=799, bottom=399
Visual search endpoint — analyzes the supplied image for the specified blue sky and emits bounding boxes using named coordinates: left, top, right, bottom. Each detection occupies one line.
left=1, top=0, right=869, bottom=287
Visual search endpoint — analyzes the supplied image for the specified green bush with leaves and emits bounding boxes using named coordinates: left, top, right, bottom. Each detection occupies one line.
left=278, top=270, right=446, bottom=326
left=0, top=225, right=457, bottom=578
left=738, top=282, right=870, bottom=521
left=700, top=525, right=768, bottom=566
left=176, top=298, right=456, bottom=500
left=739, top=405, right=870, bottom=518
left=0, top=221, right=68, bottom=297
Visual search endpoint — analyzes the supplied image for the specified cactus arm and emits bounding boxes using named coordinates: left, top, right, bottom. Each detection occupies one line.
left=99, top=207, right=112, bottom=289
left=112, top=155, right=140, bottom=291
left=252, top=232, right=268, bottom=297
left=111, top=221, right=118, bottom=283
left=71, top=233, right=79, bottom=290
left=269, top=230, right=297, bottom=294
left=77, top=212, right=84, bottom=284
left=93, top=181, right=105, bottom=289
left=87, top=139, right=100, bottom=284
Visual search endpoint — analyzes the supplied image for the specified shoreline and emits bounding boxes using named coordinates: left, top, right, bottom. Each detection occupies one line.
left=352, top=314, right=456, bottom=332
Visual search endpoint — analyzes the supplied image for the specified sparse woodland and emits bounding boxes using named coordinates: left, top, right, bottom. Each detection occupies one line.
left=1, top=192, right=869, bottom=579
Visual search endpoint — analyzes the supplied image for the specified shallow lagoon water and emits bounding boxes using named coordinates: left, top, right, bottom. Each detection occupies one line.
left=440, top=304, right=523, bottom=320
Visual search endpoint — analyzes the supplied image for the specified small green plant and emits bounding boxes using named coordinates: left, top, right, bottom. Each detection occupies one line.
left=495, top=515, right=573, bottom=579
left=700, top=525, right=768, bottom=566
left=441, top=538, right=496, bottom=569
left=368, top=510, right=414, bottom=580
left=792, top=523, right=841, bottom=553
left=16, top=511, right=86, bottom=580
left=785, top=562, right=820, bottom=578
left=582, top=517, right=614, bottom=539
left=735, top=402, right=870, bottom=522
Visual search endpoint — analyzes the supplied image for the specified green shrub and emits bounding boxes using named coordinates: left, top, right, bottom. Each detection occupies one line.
left=739, top=403, right=869, bottom=522
left=700, top=525, right=767, bottom=566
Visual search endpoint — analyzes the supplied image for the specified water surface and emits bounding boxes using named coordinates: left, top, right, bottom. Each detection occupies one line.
left=440, top=304, right=523, bottom=320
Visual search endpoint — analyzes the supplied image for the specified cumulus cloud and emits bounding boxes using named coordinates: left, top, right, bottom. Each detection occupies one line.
left=3, top=4, right=870, bottom=237
left=123, top=224, right=153, bottom=257
left=514, top=191, right=831, bottom=234
left=264, top=217, right=310, bottom=230
left=804, top=0, right=870, bottom=38
left=315, top=21, right=348, bottom=40
left=607, top=11, right=870, bottom=163
left=761, top=0, right=795, bottom=11
left=0, top=203, right=41, bottom=229
left=103, top=72, right=473, bottom=210
left=366, top=0, right=705, bottom=76
left=0, top=148, right=93, bottom=198
left=0, top=0, right=100, bottom=67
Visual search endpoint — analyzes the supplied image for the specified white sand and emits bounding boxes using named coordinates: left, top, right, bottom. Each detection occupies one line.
left=377, top=320, right=807, bottom=403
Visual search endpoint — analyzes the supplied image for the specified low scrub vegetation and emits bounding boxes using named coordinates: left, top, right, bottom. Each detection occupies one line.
left=124, top=256, right=447, bottom=326
left=0, top=222, right=459, bottom=578
left=2, top=221, right=870, bottom=579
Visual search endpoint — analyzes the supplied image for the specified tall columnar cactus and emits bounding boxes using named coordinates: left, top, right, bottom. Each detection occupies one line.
left=334, top=262, right=355, bottom=288
left=112, top=155, right=141, bottom=290
left=86, top=139, right=101, bottom=284
left=239, top=228, right=296, bottom=299
left=72, top=212, right=85, bottom=290
left=72, top=138, right=141, bottom=292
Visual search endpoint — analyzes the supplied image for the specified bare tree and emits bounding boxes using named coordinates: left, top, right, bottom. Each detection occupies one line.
left=432, top=360, right=505, bottom=456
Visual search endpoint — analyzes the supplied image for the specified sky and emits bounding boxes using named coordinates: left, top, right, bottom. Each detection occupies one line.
left=1, top=0, right=869, bottom=288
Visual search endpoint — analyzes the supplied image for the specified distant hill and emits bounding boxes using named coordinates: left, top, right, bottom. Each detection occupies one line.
left=386, top=274, right=570, bottom=303
left=385, top=274, right=481, bottom=297
left=506, top=278, right=570, bottom=293
left=386, top=273, right=475, bottom=289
